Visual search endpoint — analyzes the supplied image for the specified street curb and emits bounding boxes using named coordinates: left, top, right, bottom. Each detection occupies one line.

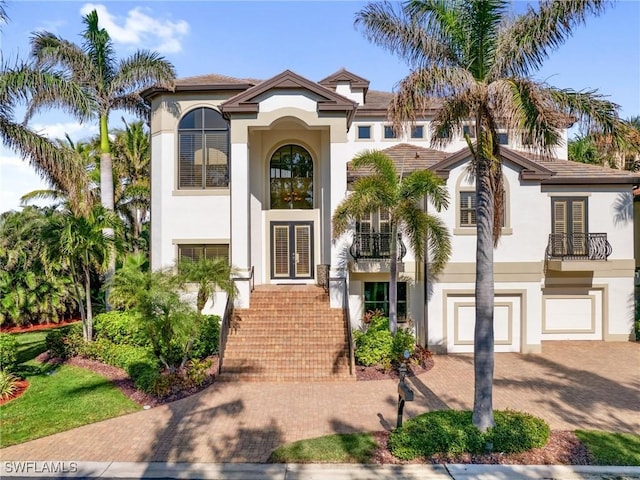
left=1, top=461, right=639, bottom=479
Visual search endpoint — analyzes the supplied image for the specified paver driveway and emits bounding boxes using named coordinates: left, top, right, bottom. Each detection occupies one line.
left=1, top=342, right=638, bottom=463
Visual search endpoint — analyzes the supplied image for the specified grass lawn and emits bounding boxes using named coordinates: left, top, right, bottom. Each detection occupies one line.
left=0, top=361, right=141, bottom=448
left=269, top=433, right=377, bottom=463
left=575, top=431, right=640, bottom=466
left=13, top=330, right=52, bottom=364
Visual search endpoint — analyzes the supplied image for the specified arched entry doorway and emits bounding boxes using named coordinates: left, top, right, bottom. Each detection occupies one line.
left=269, top=144, right=314, bottom=279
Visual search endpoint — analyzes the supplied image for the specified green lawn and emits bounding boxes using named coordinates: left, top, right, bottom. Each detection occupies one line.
left=1, top=361, right=140, bottom=448
left=575, top=431, right=640, bottom=466
left=13, top=330, right=52, bottom=364
left=269, top=433, right=377, bottom=463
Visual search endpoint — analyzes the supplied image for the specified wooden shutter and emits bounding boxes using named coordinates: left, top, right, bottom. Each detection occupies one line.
left=460, top=192, right=476, bottom=226
left=294, top=225, right=311, bottom=277
left=378, top=209, right=391, bottom=256
left=357, top=212, right=372, bottom=256
left=273, top=225, right=290, bottom=278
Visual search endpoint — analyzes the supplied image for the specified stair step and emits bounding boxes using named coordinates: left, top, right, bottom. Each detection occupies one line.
left=219, top=285, right=353, bottom=382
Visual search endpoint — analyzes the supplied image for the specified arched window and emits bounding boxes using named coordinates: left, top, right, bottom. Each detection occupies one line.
left=270, top=145, right=313, bottom=209
left=178, top=107, right=229, bottom=189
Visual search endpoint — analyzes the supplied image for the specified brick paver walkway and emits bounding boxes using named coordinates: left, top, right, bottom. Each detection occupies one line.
left=1, top=342, right=638, bottom=463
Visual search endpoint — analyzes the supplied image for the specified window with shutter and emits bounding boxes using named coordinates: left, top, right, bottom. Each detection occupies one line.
left=551, top=198, right=588, bottom=256
left=178, top=108, right=229, bottom=189
left=178, top=244, right=229, bottom=264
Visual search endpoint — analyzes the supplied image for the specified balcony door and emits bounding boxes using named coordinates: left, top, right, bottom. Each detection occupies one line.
left=551, top=197, right=587, bottom=257
left=271, top=221, right=314, bottom=279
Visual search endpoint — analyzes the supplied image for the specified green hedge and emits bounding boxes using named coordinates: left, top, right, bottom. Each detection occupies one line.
left=0, top=333, right=18, bottom=372
left=389, top=410, right=550, bottom=460
left=191, top=315, right=220, bottom=359
left=93, top=311, right=149, bottom=347
left=353, top=315, right=415, bottom=368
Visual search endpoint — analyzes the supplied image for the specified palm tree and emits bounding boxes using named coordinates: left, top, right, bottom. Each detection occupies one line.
left=356, top=0, right=625, bottom=430
left=332, top=150, right=451, bottom=334
left=179, top=257, right=238, bottom=314
left=20, top=134, right=99, bottom=217
left=111, top=119, right=151, bottom=254
left=41, top=206, right=121, bottom=341
left=28, top=9, right=176, bottom=298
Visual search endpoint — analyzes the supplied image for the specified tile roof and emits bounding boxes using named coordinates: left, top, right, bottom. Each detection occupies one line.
left=174, top=73, right=261, bottom=87
left=347, top=143, right=448, bottom=182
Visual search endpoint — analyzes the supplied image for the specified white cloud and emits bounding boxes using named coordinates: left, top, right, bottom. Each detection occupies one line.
left=30, top=121, right=97, bottom=141
left=80, top=3, right=189, bottom=54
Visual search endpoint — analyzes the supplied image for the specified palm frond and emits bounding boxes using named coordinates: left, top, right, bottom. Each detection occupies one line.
left=351, top=150, right=399, bottom=187
left=398, top=169, right=449, bottom=212
left=82, top=10, right=117, bottom=87
left=492, top=0, right=609, bottom=78
left=112, top=50, right=176, bottom=93
left=489, top=78, right=564, bottom=157
left=429, top=89, right=475, bottom=148
left=355, top=1, right=458, bottom=68
left=424, top=214, right=452, bottom=274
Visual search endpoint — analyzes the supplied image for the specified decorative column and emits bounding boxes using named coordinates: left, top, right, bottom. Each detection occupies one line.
left=230, top=142, right=251, bottom=308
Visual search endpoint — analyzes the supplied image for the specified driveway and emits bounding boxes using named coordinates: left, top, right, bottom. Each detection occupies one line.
left=1, top=341, right=638, bottom=463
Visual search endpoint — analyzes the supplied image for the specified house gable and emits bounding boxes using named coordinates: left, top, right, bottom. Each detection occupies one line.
left=221, top=69, right=357, bottom=127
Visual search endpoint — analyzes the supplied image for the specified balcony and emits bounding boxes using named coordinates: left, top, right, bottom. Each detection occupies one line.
left=350, top=233, right=407, bottom=261
left=545, top=233, right=612, bottom=271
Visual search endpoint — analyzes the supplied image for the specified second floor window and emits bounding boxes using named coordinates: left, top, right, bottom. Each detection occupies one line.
left=178, top=108, right=229, bottom=189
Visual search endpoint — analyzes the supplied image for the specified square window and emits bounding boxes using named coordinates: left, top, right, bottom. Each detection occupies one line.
left=178, top=244, right=229, bottom=265
left=497, top=132, right=509, bottom=145
left=357, top=125, right=371, bottom=139
left=364, top=282, right=407, bottom=320
left=384, top=126, right=397, bottom=139
left=411, top=125, right=424, bottom=139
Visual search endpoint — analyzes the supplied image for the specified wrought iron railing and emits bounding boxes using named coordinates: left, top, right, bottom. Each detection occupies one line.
left=350, top=233, right=407, bottom=261
left=546, top=233, right=612, bottom=261
left=218, top=266, right=254, bottom=374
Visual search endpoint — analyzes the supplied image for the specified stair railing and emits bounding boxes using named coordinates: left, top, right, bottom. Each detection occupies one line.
left=329, top=276, right=355, bottom=376
left=218, top=266, right=254, bottom=374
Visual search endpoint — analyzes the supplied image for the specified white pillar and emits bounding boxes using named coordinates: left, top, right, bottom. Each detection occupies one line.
left=230, top=143, right=251, bottom=308
left=329, top=142, right=349, bottom=308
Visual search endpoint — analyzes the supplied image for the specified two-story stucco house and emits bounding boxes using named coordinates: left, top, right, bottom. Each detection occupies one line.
left=144, top=68, right=638, bottom=363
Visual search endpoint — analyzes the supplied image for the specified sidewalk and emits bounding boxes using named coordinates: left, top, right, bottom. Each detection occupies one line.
left=1, top=461, right=639, bottom=479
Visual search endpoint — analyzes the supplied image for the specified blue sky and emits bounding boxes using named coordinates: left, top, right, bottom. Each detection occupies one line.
left=1, top=0, right=639, bottom=212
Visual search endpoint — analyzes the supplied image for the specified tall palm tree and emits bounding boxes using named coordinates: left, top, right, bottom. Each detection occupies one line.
left=28, top=9, right=176, bottom=298
left=111, top=119, right=151, bottom=254
left=42, top=206, right=121, bottom=341
left=333, top=150, right=451, bottom=334
left=356, top=0, right=625, bottom=430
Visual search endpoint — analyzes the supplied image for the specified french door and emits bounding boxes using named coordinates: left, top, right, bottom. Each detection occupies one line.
left=271, top=222, right=314, bottom=279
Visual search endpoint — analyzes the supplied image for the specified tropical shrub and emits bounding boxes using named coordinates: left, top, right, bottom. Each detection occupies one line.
left=353, top=315, right=416, bottom=368
left=388, top=410, right=550, bottom=460
left=93, top=311, right=149, bottom=347
left=191, top=315, right=221, bottom=359
left=45, top=323, right=83, bottom=359
left=0, top=369, right=20, bottom=399
left=186, top=358, right=213, bottom=387
left=0, top=334, right=18, bottom=372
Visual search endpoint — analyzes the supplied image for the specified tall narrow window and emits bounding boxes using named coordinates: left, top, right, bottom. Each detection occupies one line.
left=178, top=108, right=229, bottom=189
left=551, top=198, right=588, bottom=256
left=270, top=145, right=313, bottom=209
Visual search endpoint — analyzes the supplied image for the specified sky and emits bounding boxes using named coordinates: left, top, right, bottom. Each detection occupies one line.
left=1, top=0, right=639, bottom=213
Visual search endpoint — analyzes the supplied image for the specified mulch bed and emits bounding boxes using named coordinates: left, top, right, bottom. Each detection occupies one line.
left=370, top=430, right=593, bottom=465
left=0, top=319, right=81, bottom=334
left=0, top=379, right=29, bottom=406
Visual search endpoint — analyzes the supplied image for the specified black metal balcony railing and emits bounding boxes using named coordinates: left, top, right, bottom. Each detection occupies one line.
left=546, top=233, right=612, bottom=261
left=350, top=233, right=407, bottom=261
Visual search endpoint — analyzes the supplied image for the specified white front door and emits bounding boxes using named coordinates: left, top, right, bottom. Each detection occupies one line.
left=271, top=221, right=314, bottom=279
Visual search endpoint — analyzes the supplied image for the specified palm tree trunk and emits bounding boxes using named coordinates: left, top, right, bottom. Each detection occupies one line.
left=70, top=264, right=87, bottom=340
left=389, top=223, right=398, bottom=334
left=84, top=265, right=93, bottom=341
left=99, top=114, right=116, bottom=309
left=473, top=155, right=495, bottom=432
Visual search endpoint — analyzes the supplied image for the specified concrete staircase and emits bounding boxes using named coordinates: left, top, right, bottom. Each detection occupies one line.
left=218, top=285, right=354, bottom=382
